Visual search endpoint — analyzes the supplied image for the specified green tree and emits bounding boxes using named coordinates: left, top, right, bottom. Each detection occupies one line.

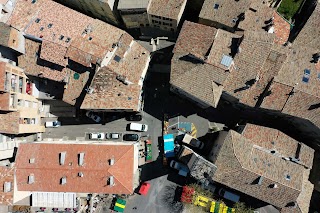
left=233, top=202, right=254, bottom=213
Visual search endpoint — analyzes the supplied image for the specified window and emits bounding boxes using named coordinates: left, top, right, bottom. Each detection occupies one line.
left=214, top=3, right=219, bottom=9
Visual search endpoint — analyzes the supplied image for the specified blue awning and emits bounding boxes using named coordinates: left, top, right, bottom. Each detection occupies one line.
left=163, top=134, right=175, bottom=157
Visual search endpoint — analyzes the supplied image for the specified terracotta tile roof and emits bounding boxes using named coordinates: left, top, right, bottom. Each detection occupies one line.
left=282, top=90, right=320, bottom=128
left=293, top=3, right=320, bottom=50
left=213, top=130, right=311, bottom=209
left=40, top=40, right=67, bottom=66
left=173, top=21, right=217, bottom=57
left=273, top=12, right=290, bottom=45
left=274, top=45, right=320, bottom=98
left=223, top=32, right=276, bottom=104
left=9, top=0, right=92, bottom=48
left=18, top=39, right=69, bottom=82
left=199, top=0, right=252, bottom=29
left=0, top=166, right=14, bottom=205
left=206, top=29, right=240, bottom=69
left=15, top=143, right=136, bottom=194
left=260, top=81, right=292, bottom=111
left=10, top=0, right=150, bottom=110
left=0, top=22, right=11, bottom=46
left=295, top=169, right=314, bottom=213
left=238, top=2, right=274, bottom=32
left=171, top=22, right=238, bottom=107
left=241, top=49, right=287, bottom=106
left=148, top=0, right=186, bottom=20
left=80, top=67, right=142, bottom=110
left=62, top=70, right=90, bottom=105
left=242, top=124, right=314, bottom=169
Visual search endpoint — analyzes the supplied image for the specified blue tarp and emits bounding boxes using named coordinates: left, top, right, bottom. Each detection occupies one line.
left=163, top=134, right=175, bottom=157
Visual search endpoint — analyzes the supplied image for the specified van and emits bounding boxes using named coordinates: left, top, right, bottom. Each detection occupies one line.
left=129, top=123, right=148, bottom=132
left=182, top=134, right=205, bottom=149
left=218, top=188, right=240, bottom=203
left=45, top=121, right=61, bottom=128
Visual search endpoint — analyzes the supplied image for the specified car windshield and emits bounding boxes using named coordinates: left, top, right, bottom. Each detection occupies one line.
left=98, top=134, right=101, bottom=138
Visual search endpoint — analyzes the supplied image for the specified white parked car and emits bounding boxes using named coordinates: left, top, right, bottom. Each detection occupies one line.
left=45, top=121, right=61, bottom=128
left=128, top=123, right=148, bottom=132
left=86, top=111, right=101, bottom=123
left=89, top=133, right=105, bottom=140
left=106, top=133, right=120, bottom=139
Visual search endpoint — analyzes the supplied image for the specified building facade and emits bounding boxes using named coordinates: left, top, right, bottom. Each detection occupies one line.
left=0, top=58, right=44, bottom=134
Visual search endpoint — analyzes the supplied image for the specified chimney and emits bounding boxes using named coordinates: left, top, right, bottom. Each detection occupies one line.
left=109, top=158, right=115, bottom=166
left=108, top=176, right=115, bottom=186
left=270, top=183, right=278, bottom=188
left=78, top=172, right=84, bottom=177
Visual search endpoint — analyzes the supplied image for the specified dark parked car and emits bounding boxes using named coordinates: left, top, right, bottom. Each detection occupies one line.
left=125, top=114, right=142, bottom=121
left=123, top=134, right=139, bottom=141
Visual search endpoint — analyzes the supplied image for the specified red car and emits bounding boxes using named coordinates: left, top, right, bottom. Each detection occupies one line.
left=139, top=182, right=151, bottom=196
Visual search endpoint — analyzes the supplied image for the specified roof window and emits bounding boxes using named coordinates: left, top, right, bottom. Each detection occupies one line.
left=59, top=152, right=66, bottom=165
left=35, top=18, right=40, bottom=23
left=214, top=3, right=219, bottom=9
left=48, top=23, right=53, bottom=28
left=28, top=174, right=35, bottom=184
left=302, top=69, right=310, bottom=83
left=78, top=152, right=85, bottom=166
left=31, top=0, right=37, bottom=4
left=114, top=55, right=121, bottom=62
left=59, top=35, right=64, bottom=40
left=60, top=176, right=67, bottom=185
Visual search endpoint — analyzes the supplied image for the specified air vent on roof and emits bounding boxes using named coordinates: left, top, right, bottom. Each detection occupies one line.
left=35, top=18, right=40, bottom=23
left=31, top=0, right=37, bottom=4
left=29, top=158, right=35, bottom=164
left=78, top=152, right=85, bottom=166
left=88, top=37, right=93, bottom=41
left=4, top=182, right=11, bottom=192
left=214, top=3, right=219, bottom=9
left=61, top=176, right=67, bottom=185
left=60, top=152, right=66, bottom=165
left=85, top=87, right=94, bottom=94
left=269, top=183, right=277, bottom=188
left=28, top=174, right=35, bottom=184
left=108, top=176, right=115, bottom=186
left=59, top=35, right=64, bottom=40
left=285, top=174, right=291, bottom=181
left=40, top=27, right=44, bottom=31
left=109, top=158, right=115, bottom=166
left=249, top=8, right=257, bottom=12
left=270, top=150, right=276, bottom=154
left=65, top=37, right=71, bottom=43
left=116, top=75, right=128, bottom=85
left=257, top=176, right=263, bottom=185
left=78, top=172, right=84, bottom=177
left=48, top=23, right=53, bottom=28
